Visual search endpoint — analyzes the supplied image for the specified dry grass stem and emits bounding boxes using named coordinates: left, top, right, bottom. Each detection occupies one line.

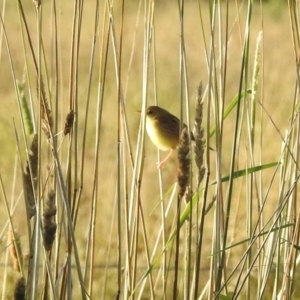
left=32, top=0, right=41, bottom=10
left=205, top=196, right=217, bottom=215
left=42, top=190, right=57, bottom=251
left=8, top=229, right=23, bottom=272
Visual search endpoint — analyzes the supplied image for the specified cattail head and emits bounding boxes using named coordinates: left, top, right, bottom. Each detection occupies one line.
left=177, top=128, right=191, bottom=198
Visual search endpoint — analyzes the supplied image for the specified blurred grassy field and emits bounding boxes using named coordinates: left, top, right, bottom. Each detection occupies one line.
left=0, top=0, right=298, bottom=299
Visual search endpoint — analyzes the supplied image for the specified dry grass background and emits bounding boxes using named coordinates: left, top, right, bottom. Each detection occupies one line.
left=0, top=0, right=299, bottom=299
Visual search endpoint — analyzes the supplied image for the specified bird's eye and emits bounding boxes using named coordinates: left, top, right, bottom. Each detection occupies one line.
left=148, top=110, right=153, bottom=115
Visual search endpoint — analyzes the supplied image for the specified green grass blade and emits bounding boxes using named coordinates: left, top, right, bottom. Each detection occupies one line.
left=209, top=89, right=252, bottom=137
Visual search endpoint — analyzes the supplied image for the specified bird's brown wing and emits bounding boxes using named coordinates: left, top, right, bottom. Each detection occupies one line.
left=158, top=113, right=193, bottom=138
left=157, top=114, right=180, bottom=137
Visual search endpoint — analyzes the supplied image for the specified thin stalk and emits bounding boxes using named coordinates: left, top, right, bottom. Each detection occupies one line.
left=218, top=0, right=252, bottom=295
left=29, top=4, right=42, bottom=299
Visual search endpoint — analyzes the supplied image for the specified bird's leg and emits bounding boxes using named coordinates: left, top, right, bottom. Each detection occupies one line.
left=157, top=149, right=174, bottom=169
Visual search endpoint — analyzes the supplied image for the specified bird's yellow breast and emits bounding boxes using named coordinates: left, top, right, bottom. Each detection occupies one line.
left=146, top=118, right=179, bottom=151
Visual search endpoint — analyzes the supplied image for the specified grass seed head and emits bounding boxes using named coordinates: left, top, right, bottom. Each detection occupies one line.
left=14, top=276, right=26, bottom=300
left=177, top=127, right=191, bottom=198
left=194, top=82, right=205, bottom=185
left=23, top=134, right=38, bottom=219
left=64, top=110, right=75, bottom=135
left=42, top=190, right=57, bottom=251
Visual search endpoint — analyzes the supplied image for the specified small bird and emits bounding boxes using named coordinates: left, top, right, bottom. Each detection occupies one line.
left=145, top=105, right=191, bottom=168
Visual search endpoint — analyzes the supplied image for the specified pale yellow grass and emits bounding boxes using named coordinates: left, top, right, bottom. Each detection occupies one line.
left=0, top=0, right=296, bottom=298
